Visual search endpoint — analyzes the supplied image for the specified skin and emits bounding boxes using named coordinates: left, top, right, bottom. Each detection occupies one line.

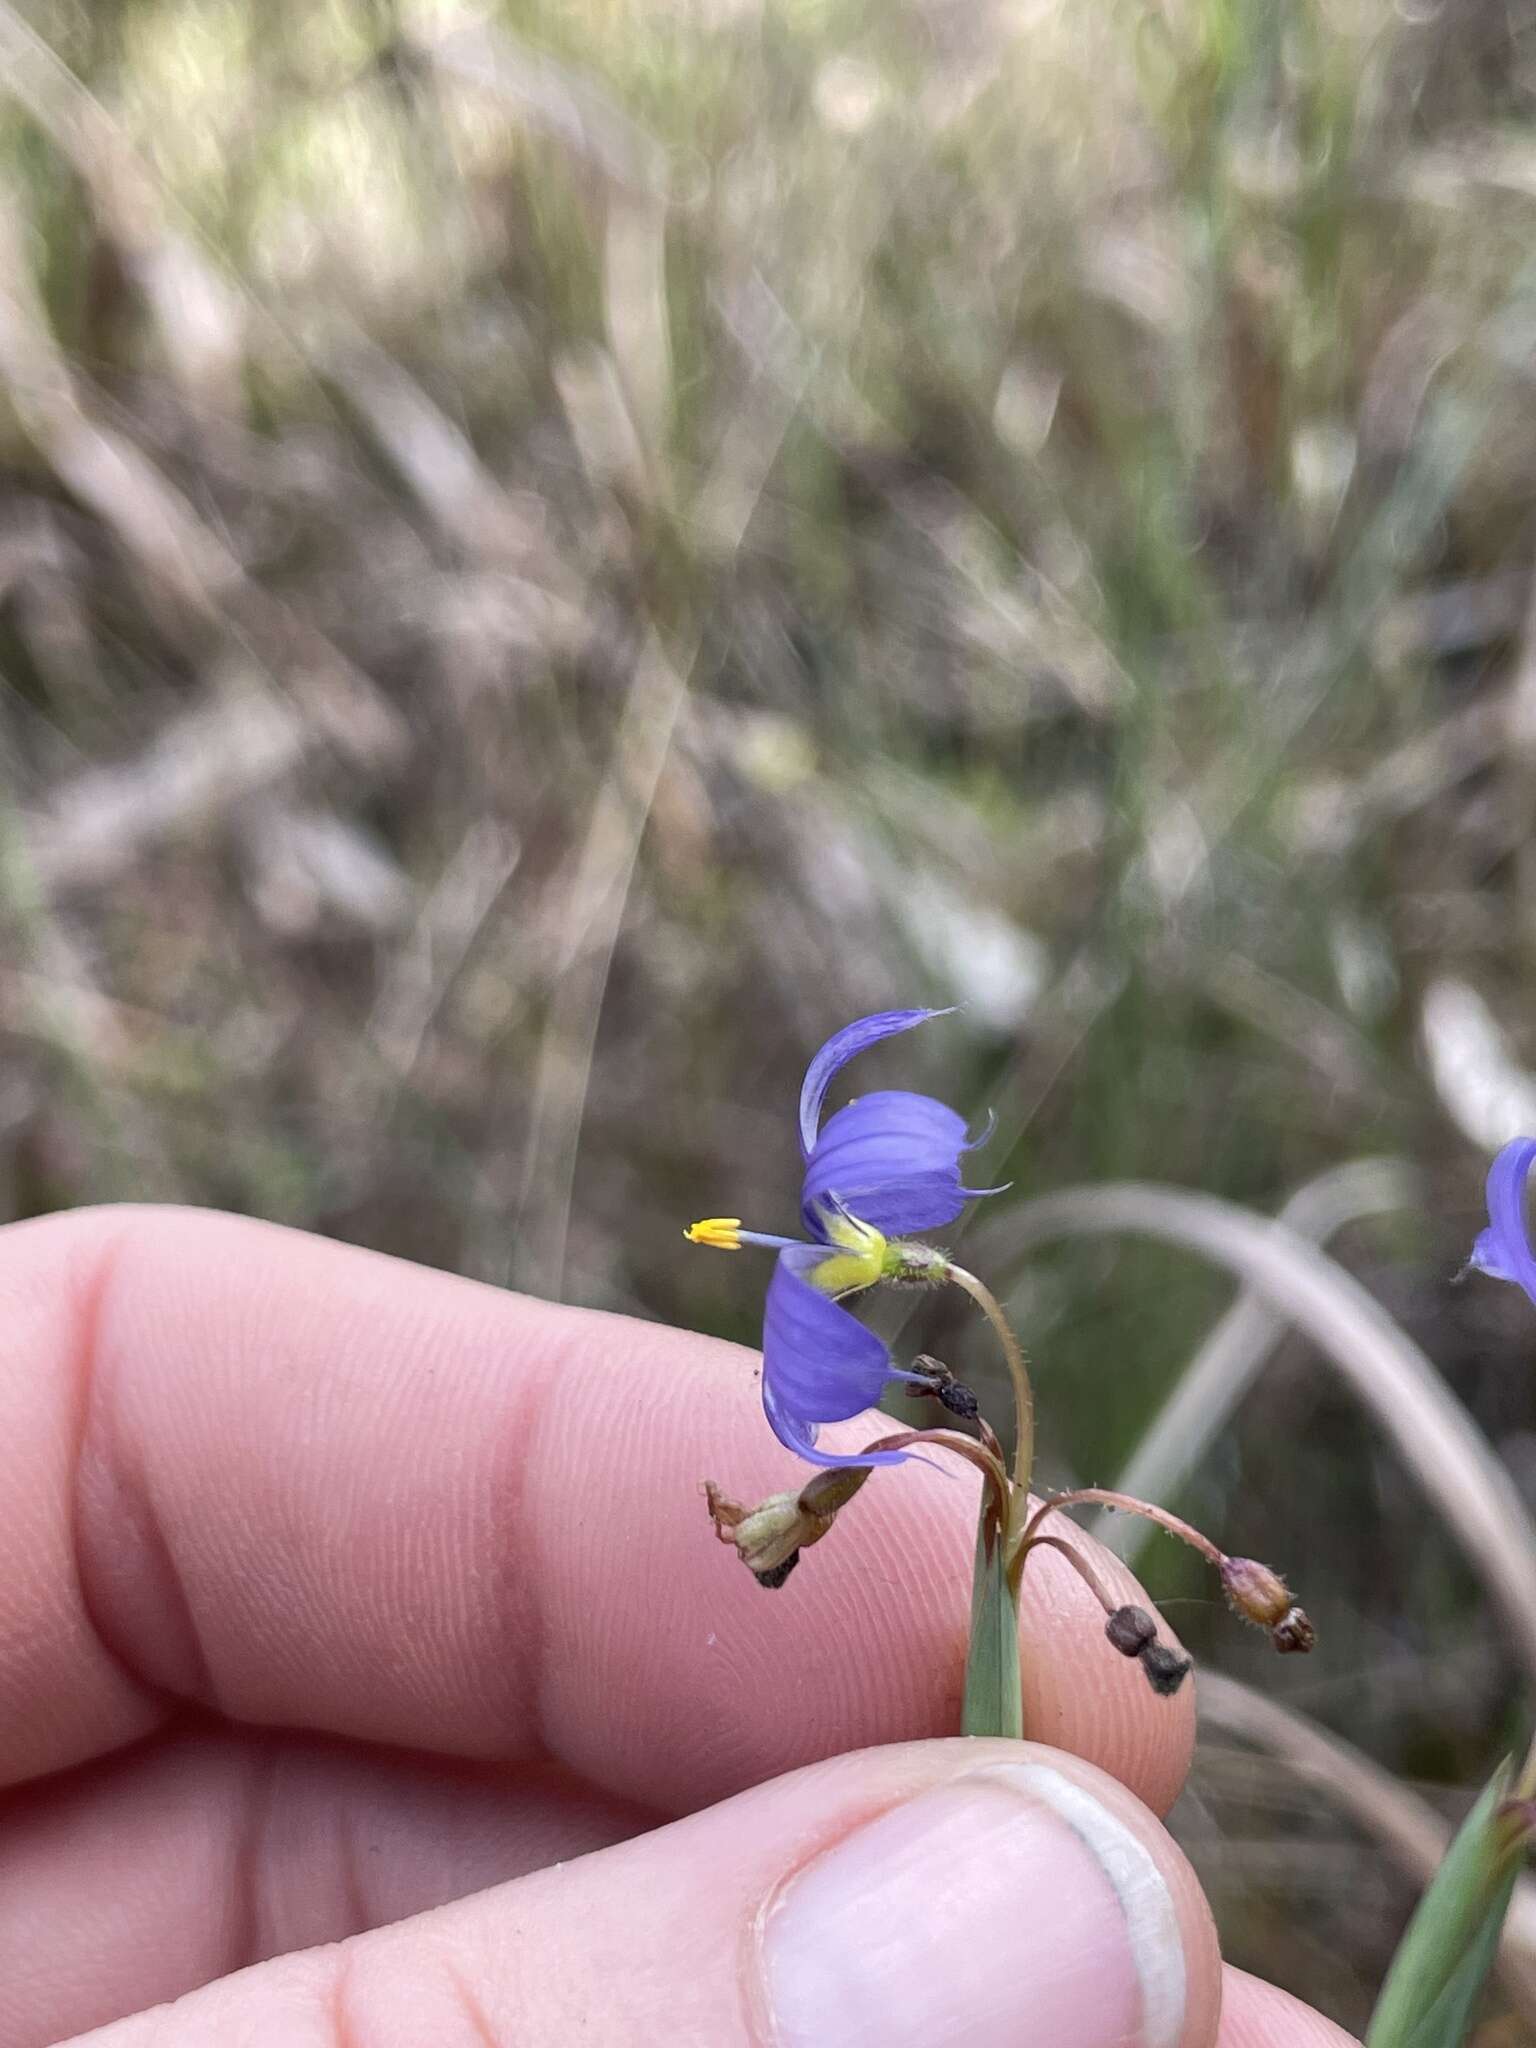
left=0, top=1205, right=1358, bottom=2047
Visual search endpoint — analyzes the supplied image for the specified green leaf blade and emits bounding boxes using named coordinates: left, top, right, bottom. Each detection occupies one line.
left=961, top=1501, right=1022, bottom=1740
left=1367, top=1761, right=1521, bottom=2048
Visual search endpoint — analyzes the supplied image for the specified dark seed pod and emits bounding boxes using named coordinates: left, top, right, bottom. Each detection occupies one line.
left=1105, top=1605, right=1159, bottom=1657
left=1139, top=1643, right=1194, bottom=1697
left=938, top=1379, right=981, bottom=1420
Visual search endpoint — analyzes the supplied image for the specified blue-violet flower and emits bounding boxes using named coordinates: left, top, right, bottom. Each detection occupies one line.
left=1471, top=1136, right=1536, bottom=1306
left=685, top=1008, right=1001, bottom=1468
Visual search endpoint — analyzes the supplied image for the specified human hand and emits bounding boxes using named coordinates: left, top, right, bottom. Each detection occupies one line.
left=0, top=1206, right=1355, bottom=2046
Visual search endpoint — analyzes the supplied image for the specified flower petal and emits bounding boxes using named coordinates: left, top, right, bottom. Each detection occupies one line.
left=802, top=1088, right=1002, bottom=1237
left=1472, top=1137, right=1536, bottom=1303
left=761, top=1246, right=913, bottom=1468
left=797, top=1008, right=952, bottom=1158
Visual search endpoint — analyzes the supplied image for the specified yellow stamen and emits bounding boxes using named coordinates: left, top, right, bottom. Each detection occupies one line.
left=685, top=1217, right=743, bottom=1251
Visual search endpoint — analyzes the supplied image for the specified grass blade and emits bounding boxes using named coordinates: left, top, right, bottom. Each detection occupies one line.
left=1198, top=1672, right=1536, bottom=2019
left=962, top=1497, right=1022, bottom=1739
left=1095, top=1159, right=1416, bottom=1560
left=1367, top=1761, right=1522, bottom=2048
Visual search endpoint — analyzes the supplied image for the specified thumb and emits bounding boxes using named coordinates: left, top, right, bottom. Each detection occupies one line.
left=66, top=1738, right=1224, bottom=2048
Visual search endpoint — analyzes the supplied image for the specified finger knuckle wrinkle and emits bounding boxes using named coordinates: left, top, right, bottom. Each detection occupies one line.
left=317, top=1945, right=511, bottom=2048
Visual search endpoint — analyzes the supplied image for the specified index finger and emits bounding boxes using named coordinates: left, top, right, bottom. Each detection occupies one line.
left=0, top=1206, right=1193, bottom=1814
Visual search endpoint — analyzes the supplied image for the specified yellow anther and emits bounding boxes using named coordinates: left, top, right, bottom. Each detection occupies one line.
left=685, top=1217, right=743, bottom=1251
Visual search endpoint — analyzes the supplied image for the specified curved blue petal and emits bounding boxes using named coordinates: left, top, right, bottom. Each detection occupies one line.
left=802, top=1089, right=1003, bottom=1237
left=798, top=1009, right=952, bottom=1158
left=762, top=1246, right=913, bottom=1468
left=1472, top=1138, right=1536, bottom=1305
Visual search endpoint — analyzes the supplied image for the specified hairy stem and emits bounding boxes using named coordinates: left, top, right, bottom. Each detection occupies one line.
left=1012, top=1530, right=1121, bottom=1610
left=863, top=1424, right=1010, bottom=1519
left=1016, top=1486, right=1225, bottom=1571
left=944, top=1263, right=1034, bottom=1493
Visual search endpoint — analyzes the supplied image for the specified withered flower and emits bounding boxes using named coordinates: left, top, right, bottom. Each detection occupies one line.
left=704, top=1467, right=871, bottom=1588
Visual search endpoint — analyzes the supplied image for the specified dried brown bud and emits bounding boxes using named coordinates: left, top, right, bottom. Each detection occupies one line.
left=1105, top=1605, right=1159, bottom=1657
left=1271, top=1606, right=1316, bottom=1655
left=907, top=1354, right=981, bottom=1420
left=1220, top=1556, right=1294, bottom=1630
left=1139, top=1643, right=1194, bottom=1696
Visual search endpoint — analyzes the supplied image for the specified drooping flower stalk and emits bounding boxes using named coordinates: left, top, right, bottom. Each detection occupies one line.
left=1018, top=1487, right=1225, bottom=1569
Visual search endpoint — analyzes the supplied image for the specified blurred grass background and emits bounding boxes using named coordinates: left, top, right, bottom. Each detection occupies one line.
left=4, top=0, right=1536, bottom=2031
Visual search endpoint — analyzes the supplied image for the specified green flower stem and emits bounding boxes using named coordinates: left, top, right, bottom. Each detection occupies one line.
left=943, top=1263, right=1035, bottom=1494
left=940, top=1264, right=1033, bottom=1742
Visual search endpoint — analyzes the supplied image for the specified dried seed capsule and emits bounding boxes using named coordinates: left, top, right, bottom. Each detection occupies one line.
left=1139, top=1643, right=1194, bottom=1696
left=703, top=1466, right=871, bottom=1589
left=1105, top=1605, right=1159, bottom=1657
left=1221, top=1557, right=1294, bottom=1630
left=938, top=1379, right=981, bottom=1420
left=1271, top=1605, right=1317, bottom=1654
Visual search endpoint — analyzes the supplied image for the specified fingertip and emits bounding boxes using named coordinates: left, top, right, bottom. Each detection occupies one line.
left=1217, top=1967, right=1363, bottom=2045
left=756, top=1740, right=1223, bottom=2048
left=58, top=1737, right=1222, bottom=2048
left=1015, top=1520, right=1196, bottom=1817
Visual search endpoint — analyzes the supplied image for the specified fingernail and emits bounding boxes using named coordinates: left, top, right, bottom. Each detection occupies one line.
left=760, top=1760, right=1186, bottom=2048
